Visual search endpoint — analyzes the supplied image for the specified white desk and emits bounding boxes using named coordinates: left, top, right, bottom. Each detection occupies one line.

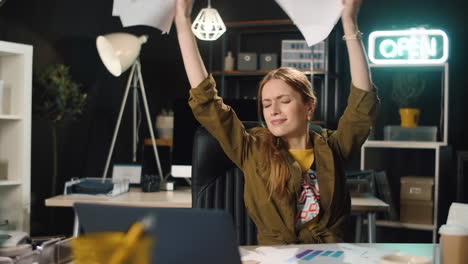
left=46, top=189, right=387, bottom=241
left=45, top=188, right=191, bottom=236
left=241, top=243, right=439, bottom=264
left=45, top=187, right=191, bottom=208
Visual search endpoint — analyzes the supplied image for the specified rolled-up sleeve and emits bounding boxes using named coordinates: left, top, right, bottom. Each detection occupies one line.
left=188, top=74, right=218, bottom=105
left=327, top=84, right=380, bottom=160
left=346, top=85, right=380, bottom=120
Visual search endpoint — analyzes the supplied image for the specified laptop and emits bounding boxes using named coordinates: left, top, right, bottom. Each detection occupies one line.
left=73, top=203, right=241, bottom=264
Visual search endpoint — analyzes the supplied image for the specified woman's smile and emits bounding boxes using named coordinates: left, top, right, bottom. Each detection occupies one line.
left=270, top=118, right=287, bottom=125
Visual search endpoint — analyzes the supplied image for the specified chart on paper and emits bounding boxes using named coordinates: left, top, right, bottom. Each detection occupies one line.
left=288, top=249, right=344, bottom=263
left=240, top=243, right=398, bottom=264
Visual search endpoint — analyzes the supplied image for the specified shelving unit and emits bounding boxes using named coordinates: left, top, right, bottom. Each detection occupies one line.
left=361, top=63, right=449, bottom=243
left=0, top=41, right=32, bottom=233
left=364, top=219, right=436, bottom=231
left=208, top=19, right=341, bottom=125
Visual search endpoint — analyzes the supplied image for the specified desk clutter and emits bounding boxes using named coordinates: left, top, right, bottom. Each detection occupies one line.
left=63, top=178, right=129, bottom=196
left=71, top=215, right=153, bottom=264
left=240, top=243, right=432, bottom=264
left=0, top=234, right=72, bottom=264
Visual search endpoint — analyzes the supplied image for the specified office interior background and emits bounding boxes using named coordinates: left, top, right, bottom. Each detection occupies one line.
left=0, top=0, right=467, bottom=242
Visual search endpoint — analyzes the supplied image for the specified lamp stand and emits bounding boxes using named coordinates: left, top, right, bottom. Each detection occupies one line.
left=101, top=59, right=164, bottom=182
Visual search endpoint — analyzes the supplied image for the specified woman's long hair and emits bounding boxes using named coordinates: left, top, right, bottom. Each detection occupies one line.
left=252, top=67, right=317, bottom=200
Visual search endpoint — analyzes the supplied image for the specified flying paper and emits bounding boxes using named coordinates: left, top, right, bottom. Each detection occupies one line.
left=112, top=0, right=176, bottom=34
left=275, top=0, right=343, bottom=47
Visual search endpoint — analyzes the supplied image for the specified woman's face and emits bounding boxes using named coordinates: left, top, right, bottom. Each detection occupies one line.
left=261, top=79, right=313, bottom=139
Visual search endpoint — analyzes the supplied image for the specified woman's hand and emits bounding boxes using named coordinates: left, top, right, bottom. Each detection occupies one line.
left=175, top=0, right=193, bottom=21
left=341, top=0, right=362, bottom=24
left=341, top=0, right=372, bottom=92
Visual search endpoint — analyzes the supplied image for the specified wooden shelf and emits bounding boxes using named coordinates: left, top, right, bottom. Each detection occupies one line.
left=225, top=19, right=293, bottom=28
left=144, top=138, right=173, bottom=147
left=212, top=69, right=326, bottom=77
left=369, top=220, right=436, bottom=231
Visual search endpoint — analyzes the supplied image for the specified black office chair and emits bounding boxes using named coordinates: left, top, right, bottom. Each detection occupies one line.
left=191, top=125, right=258, bottom=245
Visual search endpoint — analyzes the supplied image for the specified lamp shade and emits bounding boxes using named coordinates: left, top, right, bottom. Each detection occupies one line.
left=96, top=33, right=148, bottom=77
left=191, top=8, right=226, bottom=41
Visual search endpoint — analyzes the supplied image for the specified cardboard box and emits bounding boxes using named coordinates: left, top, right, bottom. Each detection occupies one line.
left=400, top=199, right=433, bottom=225
left=400, top=176, right=434, bottom=201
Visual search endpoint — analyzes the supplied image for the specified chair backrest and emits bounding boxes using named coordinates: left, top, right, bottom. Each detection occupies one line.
left=191, top=125, right=258, bottom=245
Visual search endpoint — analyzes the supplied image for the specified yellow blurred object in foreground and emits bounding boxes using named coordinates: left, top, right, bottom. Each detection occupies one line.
left=71, top=231, right=153, bottom=264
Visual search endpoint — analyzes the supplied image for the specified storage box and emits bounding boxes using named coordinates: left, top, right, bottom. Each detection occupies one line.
left=400, top=200, right=433, bottom=225
left=400, top=176, right=434, bottom=201
left=384, top=125, right=437, bottom=141
left=237, top=53, right=257, bottom=71
left=260, top=53, right=278, bottom=70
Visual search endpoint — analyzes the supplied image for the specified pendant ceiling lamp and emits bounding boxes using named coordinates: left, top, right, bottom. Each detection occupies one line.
left=191, top=0, right=226, bottom=41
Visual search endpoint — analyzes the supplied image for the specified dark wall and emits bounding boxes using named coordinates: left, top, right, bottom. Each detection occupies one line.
left=0, top=0, right=467, bottom=236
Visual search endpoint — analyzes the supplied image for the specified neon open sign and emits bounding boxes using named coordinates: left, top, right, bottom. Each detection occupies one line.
left=368, top=29, right=448, bottom=64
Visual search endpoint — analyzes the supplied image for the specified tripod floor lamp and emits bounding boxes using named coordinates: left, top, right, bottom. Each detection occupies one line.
left=96, top=32, right=163, bottom=182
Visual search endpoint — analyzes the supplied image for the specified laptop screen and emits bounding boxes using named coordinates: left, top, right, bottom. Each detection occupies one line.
left=74, top=203, right=241, bottom=264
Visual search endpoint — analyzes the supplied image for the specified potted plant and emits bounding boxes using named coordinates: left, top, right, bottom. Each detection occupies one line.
left=33, top=64, right=87, bottom=195
left=391, top=72, right=425, bottom=127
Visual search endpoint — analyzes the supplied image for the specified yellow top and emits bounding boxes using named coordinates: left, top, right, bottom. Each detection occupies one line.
left=288, top=149, right=315, bottom=174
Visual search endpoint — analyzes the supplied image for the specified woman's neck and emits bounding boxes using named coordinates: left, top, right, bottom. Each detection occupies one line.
left=283, top=131, right=312, bottom=149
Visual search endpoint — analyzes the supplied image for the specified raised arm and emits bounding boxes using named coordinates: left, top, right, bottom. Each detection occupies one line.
left=341, top=0, right=372, bottom=92
left=326, top=0, right=380, bottom=159
left=175, top=0, right=208, bottom=88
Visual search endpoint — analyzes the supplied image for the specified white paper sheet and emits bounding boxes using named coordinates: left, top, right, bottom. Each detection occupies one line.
left=275, top=0, right=343, bottom=47
left=240, top=246, right=300, bottom=264
left=239, top=244, right=398, bottom=264
left=339, top=244, right=398, bottom=264
left=112, top=0, right=176, bottom=34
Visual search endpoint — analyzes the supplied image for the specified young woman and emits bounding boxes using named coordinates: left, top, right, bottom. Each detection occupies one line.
left=174, top=0, right=380, bottom=245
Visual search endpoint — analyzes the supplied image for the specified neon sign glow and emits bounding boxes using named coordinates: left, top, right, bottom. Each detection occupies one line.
left=368, top=29, right=448, bottom=64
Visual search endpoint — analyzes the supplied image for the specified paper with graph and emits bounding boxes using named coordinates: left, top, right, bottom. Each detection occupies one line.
left=112, top=0, right=176, bottom=33
left=275, top=0, right=343, bottom=47
left=239, top=243, right=398, bottom=264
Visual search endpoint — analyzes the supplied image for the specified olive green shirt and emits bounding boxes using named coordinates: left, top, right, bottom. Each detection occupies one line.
left=189, top=75, right=380, bottom=245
